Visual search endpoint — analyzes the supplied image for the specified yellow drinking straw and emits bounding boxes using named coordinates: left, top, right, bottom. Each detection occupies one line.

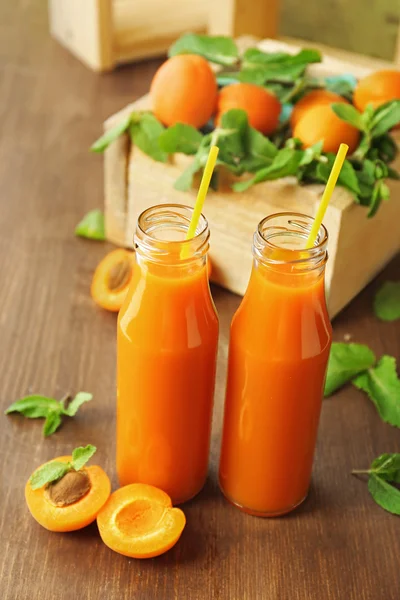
left=186, top=145, right=219, bottom=241
left=306, top=143, right=349, bottom=249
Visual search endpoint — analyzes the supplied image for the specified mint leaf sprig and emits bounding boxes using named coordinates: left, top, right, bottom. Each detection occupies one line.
left=75, top=209, right=105, bottom=241
left=324, top=343, right=376, bottom=397
left=352, top=453, right=400, bottom=516
left=91, top=111, right=167, bottom=163
left=324, top=344, right=400, bottom=428
left=169, top=33, right=239, bottom=67
left=374, top=281, right=400, bottom=322
left=353, top=356, right=400, bottom=428
left=5, top=392, right=93, bottom=437
left=30, top=445, right=97, bottom=490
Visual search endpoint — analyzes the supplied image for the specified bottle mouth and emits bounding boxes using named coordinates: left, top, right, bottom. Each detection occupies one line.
left=135, top=204, right=210, bottom=264
left=254, top=212, right=328, bottom=270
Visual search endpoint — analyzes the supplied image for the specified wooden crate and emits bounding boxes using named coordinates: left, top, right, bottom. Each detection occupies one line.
left=48, top=0, right=400, bottom=72
left=103, top=39, right=400, bottom=318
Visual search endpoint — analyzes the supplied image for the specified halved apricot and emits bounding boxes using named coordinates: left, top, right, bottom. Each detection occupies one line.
left=25, top=456, right=111, bottom=532
left=91, top=249, right=135, bottom=312
left=97, top=483, right=186, bottom=559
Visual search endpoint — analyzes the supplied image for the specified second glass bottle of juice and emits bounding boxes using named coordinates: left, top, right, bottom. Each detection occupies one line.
left=117, top=204, right=219, bottom=504
left=219, top=212, right=332, bottom=516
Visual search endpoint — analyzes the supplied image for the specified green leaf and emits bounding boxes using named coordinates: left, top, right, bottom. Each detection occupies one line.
left=374, top=281, right=400, bottom=321
left=5, top=395, right=60, bottom=418
left=91, top=114, right=131, bottom=153
left=158, top=123, right=203, bottom=155
left=233, top=148, right=303, bottom=192
left=63, top=392, right=93, bottom=417
left=30, top=461, right=70, bottom=491
left=71, top=444, right=97, bottom=471
left=174, top=156, right=202, bottom=191
left=243, top=47, right=321, bottom=68
left=245, top=127, right=278, bottom=159
left=316, top=155, right=360, bottom=196
left=299, top=140, right=323, bottom=166
left=370, top=453, right=400, bottom=482
left=355, top=159, right=375, bottom=201
left=43, top=411, right=62, bottom=437
left=218, top=109, right=248, bottom=161
left=370, top=100, right=400, bottom=138
left=360, top=104, right=376, bottom=130
left=331, top=103, right=365, bottom=131
left=373, top=159, right=388, bottom=179
left=129, top=113, right=167, bottom=163
left=367, top=181, right=385, bottom=218
left=368, top=474, right=400, bottom=515
left=324, top=342, right=376, bottom=396
left=353, top=355, right=400, bottom=427
left=169, top=33, right=239, bottom=66
left=372, top=133, right=398, bottom=163
left=75, top=210, right=106, bottom=241
left=238, top=63, right=307, bottom=85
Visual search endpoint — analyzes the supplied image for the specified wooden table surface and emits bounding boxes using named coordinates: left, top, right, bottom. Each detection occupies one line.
left=1, top=3, right=399, bottom=600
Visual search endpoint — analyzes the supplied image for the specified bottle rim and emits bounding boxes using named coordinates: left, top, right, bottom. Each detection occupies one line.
left=135, top=204, right=210, bottom=264
left=254, top=212, right=328, bottom=269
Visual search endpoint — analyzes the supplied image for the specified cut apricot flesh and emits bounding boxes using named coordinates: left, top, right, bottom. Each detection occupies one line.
left=25, top=456, right=111, bottom=532
left=91, top=249, right=135, bottom=312
left=97, top=483, right=186, bottom=559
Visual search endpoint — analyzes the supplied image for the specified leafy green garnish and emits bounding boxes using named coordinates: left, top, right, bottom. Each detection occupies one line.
left=5, top=392, right=93, bottom=437
left=373, top=281, right=400, bottom=321
left=63, top=392, right=93, bottom=417
left=158, top=123, right=203, bottom=155
left=352, top=453, right=400, bottom=515
left=71, top=444, right=97, bottom=471
left=331, top=103, right=365, bottom=131
left=129, top=113, right=167, bottom=162
left=90, top=114, right=131, bottom=153
left=30, top=462, right=70, bottom=491
left=370, top=100, right=400, bottom=138
left=29, top=445, right=97, bottom=490
left=168, top=33, right=239, bottom=66
left=43, top=412, right=62, bottom=437
left=91, top=111, right=167, bottom=162
left=243, top=47, right=321, bottom=69
left=314, top=153, right=360, bottom=196
left=353, top=356, right=400, bottom=427
left=75, top=210, right=105, bottom=241
left=233, top=147, right=303, bottom=192
left=324, top=343, right=376, bottom=396
left=367, top=453, right=400, bottom=482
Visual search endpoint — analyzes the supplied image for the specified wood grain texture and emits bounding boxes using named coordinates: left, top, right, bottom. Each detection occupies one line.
left=49, top=0, right=114, bottom=71
left=0, top=2, right=399, bottom=600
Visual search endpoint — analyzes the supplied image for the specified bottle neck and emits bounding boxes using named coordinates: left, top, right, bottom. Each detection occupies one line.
left=135, top=204, right=210, bottom=276
left=252, top=212, right=328, bottom=286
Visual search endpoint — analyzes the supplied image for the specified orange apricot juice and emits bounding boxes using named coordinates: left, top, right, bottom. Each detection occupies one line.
left=219, top=213, right=332, bottom=516
left=117, top=205, right=218, bottom=504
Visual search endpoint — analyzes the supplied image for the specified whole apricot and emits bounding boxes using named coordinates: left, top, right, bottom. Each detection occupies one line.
left=293, top=104, right=360, bottom=154
left=353, top=70, right=400, bottom=112
left=290, top=89, right=349, bottom=129
left=150, top=54, right=218, bottom=128
left=216, top=83, right=281, bottom=135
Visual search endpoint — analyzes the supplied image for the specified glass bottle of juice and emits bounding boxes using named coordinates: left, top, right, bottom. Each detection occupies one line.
left=219, top=212, right=332, bottom=516
left=117, top=204, right=219, bottom=505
